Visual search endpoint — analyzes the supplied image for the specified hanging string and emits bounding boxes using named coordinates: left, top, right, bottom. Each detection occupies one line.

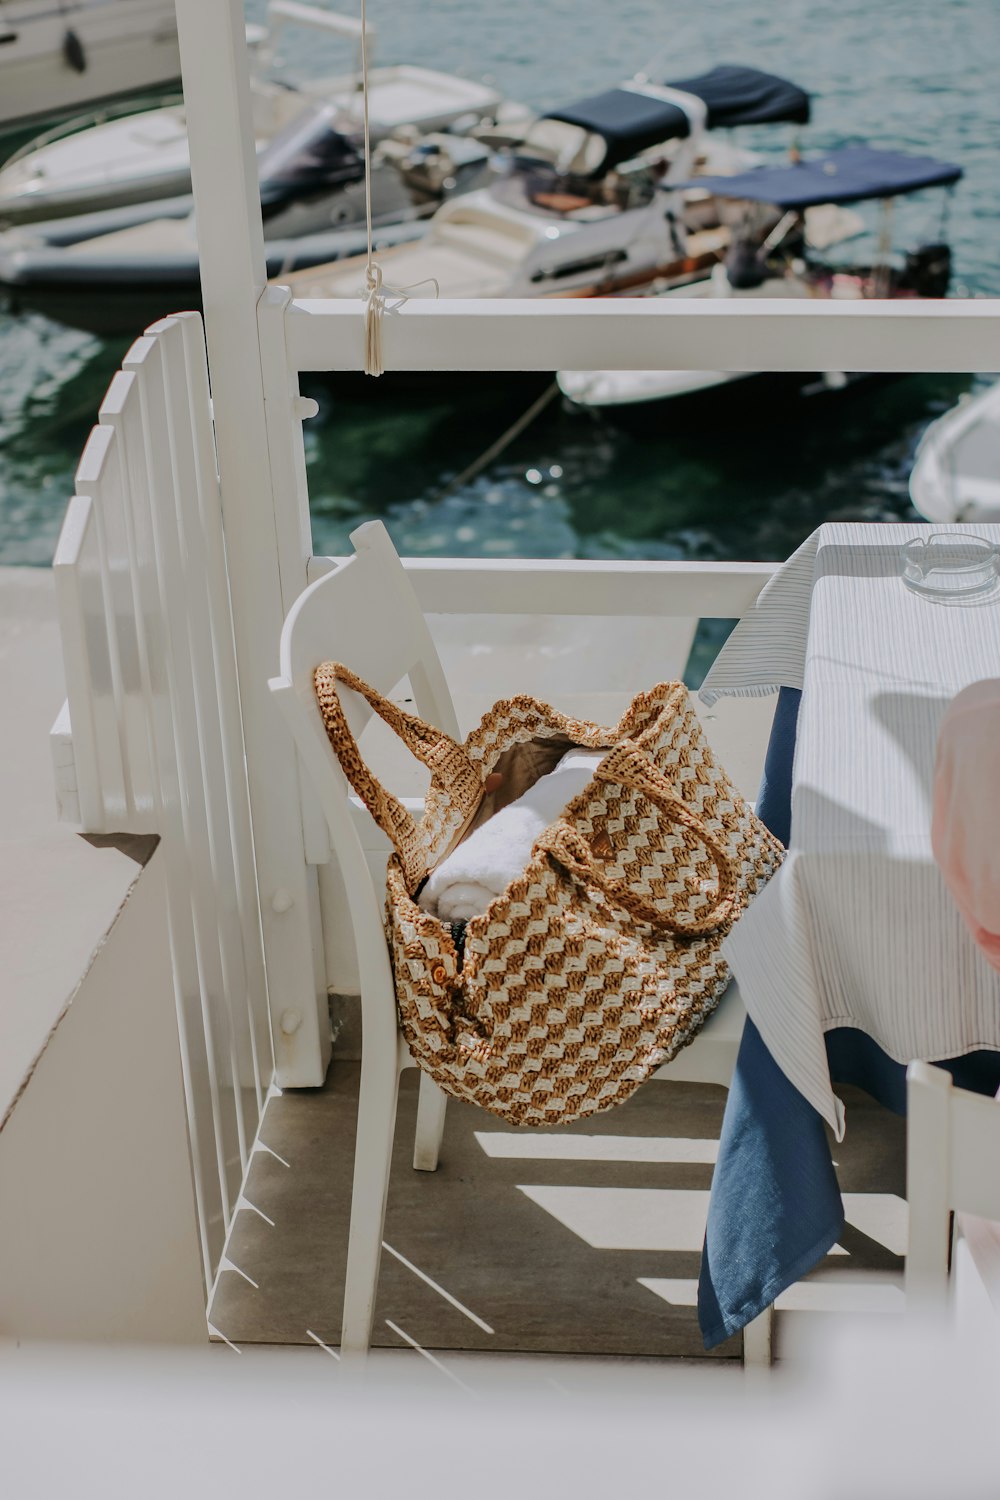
left=358, top=0, right=438, bottom=377
left=359, top=0, right=384, bottom=376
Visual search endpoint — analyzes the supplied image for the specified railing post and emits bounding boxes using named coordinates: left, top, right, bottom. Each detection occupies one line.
left=174, top=0, right=329, bottom=1086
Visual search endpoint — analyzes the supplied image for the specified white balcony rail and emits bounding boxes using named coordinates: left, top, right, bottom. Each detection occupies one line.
left=284, top=297, right=1000, bottom=377
left=307, top=554, right=777, bottom=617
left=51, top=313, right=273, bottom=1289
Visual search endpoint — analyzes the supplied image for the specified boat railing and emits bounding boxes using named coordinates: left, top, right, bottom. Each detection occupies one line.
left=266, top=0, right=373, bottom=47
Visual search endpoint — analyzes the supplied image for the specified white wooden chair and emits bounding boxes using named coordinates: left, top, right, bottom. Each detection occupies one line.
left=269, top=520, right=768, bottom=1361
left=905, top=1061, right=1000, bottom=1311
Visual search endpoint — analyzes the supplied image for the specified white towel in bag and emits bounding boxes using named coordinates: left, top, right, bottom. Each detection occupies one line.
left=418, top=749, right=605, bottom=923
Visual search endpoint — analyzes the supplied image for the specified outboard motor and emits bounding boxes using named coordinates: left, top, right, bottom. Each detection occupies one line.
left=901, top=242, right=952, bottom=298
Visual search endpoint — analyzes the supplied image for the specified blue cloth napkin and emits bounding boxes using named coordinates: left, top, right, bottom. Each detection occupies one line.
left=698, top=687, right=1000, bottom=1348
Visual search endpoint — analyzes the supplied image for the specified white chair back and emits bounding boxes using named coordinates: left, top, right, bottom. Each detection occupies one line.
left=281, top=519, right=458, bottom=739
left=269, top=520, right=457, bottom=1004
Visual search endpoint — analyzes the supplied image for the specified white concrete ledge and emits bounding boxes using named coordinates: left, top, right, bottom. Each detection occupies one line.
left=0, top=566, right=205, bottom=1342
left=0, top=567, right=157, bottom=1128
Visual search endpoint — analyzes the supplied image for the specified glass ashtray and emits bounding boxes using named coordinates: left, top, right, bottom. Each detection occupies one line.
left=900, top=532, right=1000, bottom=605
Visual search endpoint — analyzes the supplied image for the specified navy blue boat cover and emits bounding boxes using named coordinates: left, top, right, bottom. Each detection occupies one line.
left=542, top=89, right=692, bottom=171
left=665, top=65, right=811, bottom=127
left=543, top=67, right=810, bottom=173
left=680, top=145, right=963, bottom=207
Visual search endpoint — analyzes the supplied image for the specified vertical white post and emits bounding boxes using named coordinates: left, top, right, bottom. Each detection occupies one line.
left=174, top=0, right=329, bottom=1085
left=905, top=1060, right=953, bottom=1303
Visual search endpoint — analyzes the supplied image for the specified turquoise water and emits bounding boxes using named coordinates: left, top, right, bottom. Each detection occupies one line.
left=0, top=0, right=997, bottom=566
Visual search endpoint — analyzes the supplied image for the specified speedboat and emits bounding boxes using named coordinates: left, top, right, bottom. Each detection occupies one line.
left=0, top=111, right=494, bottom=337
left=909, top=380, right=1000, bottom=524
left=0, top=1, right=514, bottom=227
left=557, top=145, right=963, bottom=428
left=0, top=0, right=180, bottom=130
left=0, top=65, right=811, bottom=337
left=281, top=67, right=811, bottom=304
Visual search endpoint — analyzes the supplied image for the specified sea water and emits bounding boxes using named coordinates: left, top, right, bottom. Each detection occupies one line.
left=0, top=0, right=996, bottom=567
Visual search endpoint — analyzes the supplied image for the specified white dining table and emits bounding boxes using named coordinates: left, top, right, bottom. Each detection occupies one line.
left=700, top=521, right=1000, bottom=1137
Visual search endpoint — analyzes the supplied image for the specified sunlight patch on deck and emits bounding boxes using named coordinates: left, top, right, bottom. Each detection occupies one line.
left=638, top=1273, right=905, bottom=1314
left=517, top=1185, right=710, bottom=1251
left=842, top=1194, right=908, bottom=1256
left=638, top=1277, right=700, bottom=1307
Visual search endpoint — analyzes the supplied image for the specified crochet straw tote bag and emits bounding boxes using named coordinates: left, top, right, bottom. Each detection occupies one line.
left=315, top=663, right=784, bottom=1126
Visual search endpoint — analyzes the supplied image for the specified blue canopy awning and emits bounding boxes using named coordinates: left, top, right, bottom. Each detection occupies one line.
left=677, top=146, right=963, bottom=208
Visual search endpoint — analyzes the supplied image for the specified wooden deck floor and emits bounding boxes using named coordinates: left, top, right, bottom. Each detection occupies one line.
left=211, top=1060, right=907, bottom=1360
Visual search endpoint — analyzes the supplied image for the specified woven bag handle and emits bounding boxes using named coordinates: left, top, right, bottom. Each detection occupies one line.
left=314, top=661, right=480, bottom=883
left=535, top=742, right=737, bottom=937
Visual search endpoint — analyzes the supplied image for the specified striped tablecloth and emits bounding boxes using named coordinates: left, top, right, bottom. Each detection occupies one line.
left=700, top=522, right=1000, bottom=1137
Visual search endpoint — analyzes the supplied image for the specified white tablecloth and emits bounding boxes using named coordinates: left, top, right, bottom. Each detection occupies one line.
left=700, top=522, right=1000, bottom=1137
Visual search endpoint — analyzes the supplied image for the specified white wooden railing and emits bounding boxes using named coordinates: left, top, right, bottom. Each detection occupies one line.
left=51, top=313, right=273, bottom=1289
left=284, top=297, right=1000, bottom=376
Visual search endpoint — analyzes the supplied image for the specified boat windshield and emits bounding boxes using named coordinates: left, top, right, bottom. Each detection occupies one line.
left=257, top=104, right=364, bottom=205
left=489, top=151, right=654, bottom=219
left=490, top=107, right=679, bottom=220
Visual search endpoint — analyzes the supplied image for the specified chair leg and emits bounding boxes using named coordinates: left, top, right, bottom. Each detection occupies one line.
left=743, top=1305, right=774, bottom=1367
left=341, top=1049, right=402, bottom=1358
left=413, top=1071, right=447, bottom=1172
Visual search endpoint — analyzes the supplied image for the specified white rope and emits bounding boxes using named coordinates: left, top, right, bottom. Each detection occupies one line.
left=359, top=0, right=383, bottom=375
left=359, top=0, right=438, bottom=377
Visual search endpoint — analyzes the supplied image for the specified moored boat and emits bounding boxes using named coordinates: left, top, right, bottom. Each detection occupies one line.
left=557, top=146, right=963, bottom=429
left=0, top=0, right=180, bottom=130
left=909, top=380, right=1000, bottom=524
left=0, top=1, right=513, bottom=227
left=0, top=65, right=811, bottom=338
left=281, top=68, right=811, bottom=304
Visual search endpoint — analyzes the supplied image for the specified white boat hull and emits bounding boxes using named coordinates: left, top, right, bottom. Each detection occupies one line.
left=910, top=381, right=1000, bottom=524
left=0, top=0, right=180, bottom=129
left=558, top=273, right=813, bottom=414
